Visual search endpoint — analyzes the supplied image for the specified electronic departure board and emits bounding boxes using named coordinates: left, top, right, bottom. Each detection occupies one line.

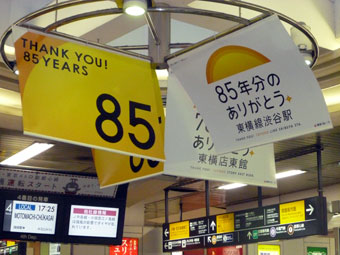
left=0, top=167, right=128, bottom=245
left=3, top=200, right=58, bottom=235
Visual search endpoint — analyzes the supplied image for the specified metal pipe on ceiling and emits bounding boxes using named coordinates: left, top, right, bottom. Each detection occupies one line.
left=0, top=0, right=319, bottom=72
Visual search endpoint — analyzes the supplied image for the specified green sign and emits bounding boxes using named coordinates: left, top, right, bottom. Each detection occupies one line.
left=307, top=247, right=327, bottom=255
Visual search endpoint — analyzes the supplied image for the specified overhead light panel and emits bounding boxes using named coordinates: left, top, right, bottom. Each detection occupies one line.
left=275, top=169, right=306, bottom=180
left=0, top=142, right=54, bottom=166
left=218, top=183, right=247, bottom=190
left=124, top=0, right=147, bottom=16
left=156, top=69, right=169, bottom=80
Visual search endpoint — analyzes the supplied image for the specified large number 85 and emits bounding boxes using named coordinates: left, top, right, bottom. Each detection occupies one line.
left=95, top=93, right=156, bottom=150
left=129, top=156, right=159, bottom=173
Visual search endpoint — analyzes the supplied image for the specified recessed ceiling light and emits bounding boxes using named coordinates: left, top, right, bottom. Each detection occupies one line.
left=275, top=169, right=306, bottom=179
left=218, top=183, right=248, bottom=190
left=124, top=0, right=147, bottom=16
left=0, top=142, right=54, bottom=166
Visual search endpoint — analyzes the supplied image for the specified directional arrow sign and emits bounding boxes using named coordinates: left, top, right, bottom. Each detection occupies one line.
left=210, top=221, right=216, bottom=231
left=163, top=196, right=327, bottom=252
left=164, top=228, right=169, bottom=237
left=306, top=204, right=314, bottom=215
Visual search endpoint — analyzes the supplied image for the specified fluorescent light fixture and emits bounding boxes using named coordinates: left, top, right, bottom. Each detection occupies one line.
left=275, top=169, right=306, bottom=180
left=1, top=142, right=54, bottom=166
left=218, top=183, right=247, bottom=190
left=156, top=69, right=169, bottom=80
left=124, top=0, right=147, bottom=16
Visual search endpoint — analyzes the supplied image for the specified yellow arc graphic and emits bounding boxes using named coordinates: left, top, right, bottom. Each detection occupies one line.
left=206, top=45, right=271, bottom=84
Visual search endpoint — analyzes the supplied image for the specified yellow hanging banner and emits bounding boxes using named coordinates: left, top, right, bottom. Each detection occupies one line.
left=93, top=150, right=164, bottom=187
left=93, top=75, right=165, bottom=187
left=15, top=29, right=165, bottom=161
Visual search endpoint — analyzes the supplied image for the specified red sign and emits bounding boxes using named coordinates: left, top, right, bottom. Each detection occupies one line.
left=184, top=246, right=243, bottom=255
left=208, top=246, right=243, bottom=255
left=110, top=238, right=138, bottom=255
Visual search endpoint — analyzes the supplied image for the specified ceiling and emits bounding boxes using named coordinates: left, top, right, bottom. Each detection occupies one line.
left=0, top=0, right=340, bottom=228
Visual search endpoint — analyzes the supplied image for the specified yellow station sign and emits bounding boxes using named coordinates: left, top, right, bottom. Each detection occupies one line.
left=169, top=221, right=190, bottom=240
left=216, top=213, right=234, bottom=233
left=279, top=200, right=305, bottom=224
left=258, top=244, right=280, bottom=255
left=15, top=29, right=165, bottom=161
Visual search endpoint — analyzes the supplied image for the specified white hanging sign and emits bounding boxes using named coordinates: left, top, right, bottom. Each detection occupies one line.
left=167, top=15, right=332, bottom=153
left=164, top=75, right=277, bottom=187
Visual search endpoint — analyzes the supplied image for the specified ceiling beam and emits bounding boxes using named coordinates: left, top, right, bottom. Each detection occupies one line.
left=313, top=48, right=340, bottom=89
left=335, top=0, right=340, bottom=38
left=0, top=62, right=19, bottom=92
left=0, top=112, right=22, bottom=131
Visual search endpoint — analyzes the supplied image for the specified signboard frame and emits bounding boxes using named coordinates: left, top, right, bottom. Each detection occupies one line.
left=0, top=189, right=65, bottom=242
left=163, top=196, right=327, bottom=252
left=0, top=166, right=128, bottom=245
left=61, top=193, right=126, bottom=245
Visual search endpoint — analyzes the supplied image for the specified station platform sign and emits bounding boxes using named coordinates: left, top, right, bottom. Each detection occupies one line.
left=163, top=196, right=327, bottom=252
